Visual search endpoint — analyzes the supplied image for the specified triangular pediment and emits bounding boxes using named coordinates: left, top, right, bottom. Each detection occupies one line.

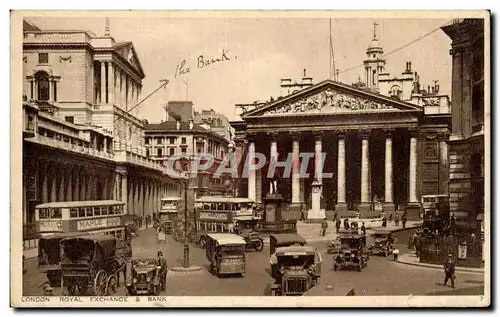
left=114, top=42, right=145, bottom=77
left=242, top=80, right=422, bottom=117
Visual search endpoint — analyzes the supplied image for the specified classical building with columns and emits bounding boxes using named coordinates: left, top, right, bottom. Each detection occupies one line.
left=21, top=19, right=180, bottom=249
left=232, top=25, right=452, bottom=221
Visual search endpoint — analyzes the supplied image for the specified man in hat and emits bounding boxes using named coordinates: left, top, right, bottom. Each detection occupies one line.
left=443, top=254, right=456, bottom=288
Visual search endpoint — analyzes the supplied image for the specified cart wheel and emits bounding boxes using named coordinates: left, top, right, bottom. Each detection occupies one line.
left=199, top=236, right=206, bottom=249
left=105, top=275, right=118, bottom=295
left=255, top=238, right=264, bottom=252
left=93, top=270, right=108, bottom=296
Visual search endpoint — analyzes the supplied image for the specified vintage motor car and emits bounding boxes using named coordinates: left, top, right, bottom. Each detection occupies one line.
left=205, top=233, right=247, bottom=277
left=126, top=259, right=161, bottom=295
left=269, top=234, right=321, bottom=296
left=368, top=229, right=395, bottom=257
left=333, top=234, right=369, bottom=272
left=234, top=216, right=264, bottom=252
left=59, top=235, right=126, bottom=296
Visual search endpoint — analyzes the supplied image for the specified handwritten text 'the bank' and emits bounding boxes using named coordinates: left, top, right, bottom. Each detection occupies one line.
left=174, top=49, right=235, bottom=78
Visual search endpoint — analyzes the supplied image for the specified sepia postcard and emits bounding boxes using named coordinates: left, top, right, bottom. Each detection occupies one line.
left=10, top=10, right=490, bottom=308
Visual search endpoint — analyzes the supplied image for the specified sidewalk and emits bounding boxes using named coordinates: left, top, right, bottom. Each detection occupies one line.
left=292, top=220, right=422, bottom=244
left=395, top=252, right=484, bottom=274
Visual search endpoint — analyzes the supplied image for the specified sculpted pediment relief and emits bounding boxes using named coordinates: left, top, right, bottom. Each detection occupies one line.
left=115, top=44, right=143, bottom=75
left=262, top=88, right=395, bottom=116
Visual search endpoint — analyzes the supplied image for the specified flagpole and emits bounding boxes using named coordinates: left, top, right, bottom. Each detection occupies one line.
left=329, top=19, right=332, bottom=80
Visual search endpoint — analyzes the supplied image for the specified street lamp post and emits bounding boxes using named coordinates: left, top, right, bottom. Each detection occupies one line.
left=182, top=174, right=190, bottom=268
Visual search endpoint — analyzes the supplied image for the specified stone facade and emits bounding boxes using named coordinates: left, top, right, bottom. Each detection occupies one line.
left=441, top=19, right=485, bottom=235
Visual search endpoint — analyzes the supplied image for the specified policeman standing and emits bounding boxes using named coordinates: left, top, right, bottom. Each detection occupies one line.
left=444, top=253, right=456, bottom=288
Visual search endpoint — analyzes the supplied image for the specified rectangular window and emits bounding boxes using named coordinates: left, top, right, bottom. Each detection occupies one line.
left=94, top=207, right=101, bottom=216
left=181, top=137, right=187, bottom=144
left=181, top=148, right=186, bottom=154
left=157, top=148, right=163, bottom=157
left=169, top=148, right=175, bottom=156
left=27, top=115, right=34, bottom=131
left=78, top=208, right=85, bottom=217
left=145, top=137, right=150, bottom=145
left=70, top=208, right=78, bottom=218
left=65, top=116, right=74, bottom=124
left=38, top=53, right=48, bottom=64
left=53, top=81, right=57, bottom=101
left=157, top=137, right=163, bottom=144
left=372, top=70, right=376, bottom=85
left=146, top=149, right=150, bottom=157
left=169, top=138, right=175, bottom=144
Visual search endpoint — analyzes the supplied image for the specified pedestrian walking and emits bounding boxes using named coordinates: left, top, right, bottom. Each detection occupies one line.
left=300, top=204, right=306, bottom=222
left=389, top=213, right=393, bottom=222
left=361, top=222, right=366, bottom=236
left=320, top=218, right=328, bottom=236
left=402, top=213, right=407, bottom=229
left=382, top=216, right=387, bottom=228
left=336, top=218, right=341, bottom=233
left=395, top=213, right=400, bottom=227
left=333, top=211, right=338, bottom=222
left=443, top=254, right=456, bottom=288
left=392, top=248, right=400, bottom=261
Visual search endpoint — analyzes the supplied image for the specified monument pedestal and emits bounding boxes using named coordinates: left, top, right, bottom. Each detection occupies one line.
left=307, top=181, right=325, bottom=223
left=405, top=202, right=421, bottom=221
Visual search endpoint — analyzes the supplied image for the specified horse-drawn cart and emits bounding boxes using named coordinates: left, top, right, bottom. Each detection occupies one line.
left=59, top=235, right=127, bottom=296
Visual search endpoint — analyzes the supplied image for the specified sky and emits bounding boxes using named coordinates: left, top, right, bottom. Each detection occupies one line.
left=27, top=15, right=454, bottom=123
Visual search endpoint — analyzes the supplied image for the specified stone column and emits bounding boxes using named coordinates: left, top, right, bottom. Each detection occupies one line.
left=409, top=130, right=418, bottom=203
left=41, top=163, right=49, bottom=203
left=121, top=171, right=128, bottom=214
left=247, top=137, right=256, bottom=202
left=80, top=173, right=86, bottom=201
left=439, top=134, right=450, bottom=195
left=108, top=62, right=114, bottom=105
left=58, top=170, right=65, bottom=202
left=336, top=131, right=348, bottom=213
left=103, top=177, right=109, bottom=200
left=383, top=129, right=395, bottom=214
left=359, top=130, right=371, bottom=213
left=138, top=182, right=144, bottom=219
left=291, top=132, right=300, bottom=204
left=268, top=132, right=278, bottom=196
left=308, top=132, right=325, bottom=222
left=74, top=171, right=80, bottom=201
left=49, top=80, right=53, bottom=102
left=100, top=61, right=106, bottom=105
left=65, top=170, right=73, bottom=201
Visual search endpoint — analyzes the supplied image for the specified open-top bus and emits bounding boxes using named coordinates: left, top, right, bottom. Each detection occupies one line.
left=35, top=200, right=131, bottom=286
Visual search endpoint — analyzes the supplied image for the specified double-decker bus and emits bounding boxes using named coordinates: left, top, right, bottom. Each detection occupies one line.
left=158, top=197, right=182, bottom=234
left=35, top=200, right=129, bottom=286
left=193, top=196, right=256, bottom=247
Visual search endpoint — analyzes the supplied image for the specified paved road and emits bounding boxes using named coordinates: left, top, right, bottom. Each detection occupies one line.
left=23, top=228, right=485, bottom=296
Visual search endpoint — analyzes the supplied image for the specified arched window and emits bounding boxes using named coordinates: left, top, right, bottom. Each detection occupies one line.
left=390, top=85, right=402, bottom=100
left=35, top=71, right=50, bottom=101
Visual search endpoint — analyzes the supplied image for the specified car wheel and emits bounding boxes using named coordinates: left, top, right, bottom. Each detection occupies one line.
left=357, top=263, right=362, bottom=271
left=255, top=239, right=264, bottom=252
